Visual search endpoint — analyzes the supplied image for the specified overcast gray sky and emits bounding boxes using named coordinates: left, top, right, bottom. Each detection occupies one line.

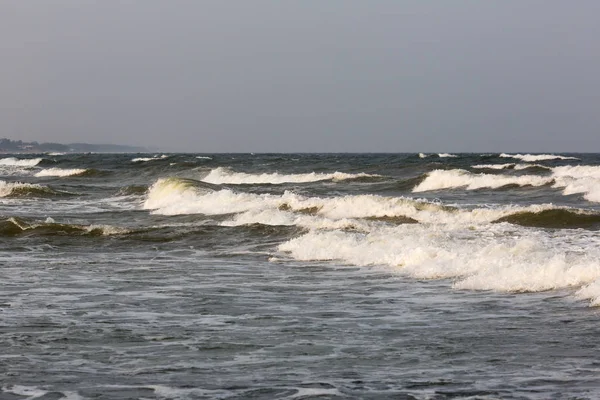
left=1, top=1, right=599, bottom=152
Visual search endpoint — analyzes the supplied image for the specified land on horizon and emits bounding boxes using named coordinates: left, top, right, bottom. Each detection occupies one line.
left=0, top=138, right=150, bottom=154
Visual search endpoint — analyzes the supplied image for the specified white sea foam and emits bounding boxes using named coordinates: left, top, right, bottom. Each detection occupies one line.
left=413, top=169, right=553, bottom=192
left=472, top=163, right=516, bottom=170
left=576, top=279, right=600, bottom=306
left=144, top=178, right=272, bottom=215
left=418, top=153, right=428, bottom=158
left=278, top=223, right=600, bottom=299
left=144, top=177, right=560, bottom=228
left=552, top=165, right=600, bottom=179
left=500, top=153, right=579, bottom=162
left=86, top=224, right=130, bottom=235
left=201, top=167, right=377, bottom=185
left=131, top=155, right=167, bottom=162
left=514, top=163, right=551, bottom=170
left=1, top=385, right=48, bottom=399
left=551, top=165, right=600, bottom=203
left=0, top=157, right=42, bottom=167
left=412, top=165, right=600, bottom=202
left=471, top=163, right=546, bottom=171
left=196, top=156, right=212, bottom=160
left=438, top=153, right=458, bottom=158
left=34, top=168, right=87, bottom=177
left=0, top=180, right=44, bottom=197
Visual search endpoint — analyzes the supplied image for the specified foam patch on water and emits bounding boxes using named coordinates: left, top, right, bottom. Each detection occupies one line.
left=413, top=166, right=600, bottom=203
left=500, top=153, right=579, bottom=162
left=0, top=180, right=45, bottom=197
left=438, top=153, right=458, bottom=158
left=413, top=169, right=553, bottom=192
left=145, top=177, right=563, bottom=229
left=0, top=157, right=42, bottom=167
left=35, top=168, right=88, bottom=177
left=418, top=153, right=428, bottom=158
left=278, top=223, right=600, bottom=300
left=514, top=163, right=551, bottom=170
left=576, top=279, right=600, bottom=306
left=472, top=163, right=516, bottom=170
left=132, top=155, right=168, bottom=162
left=553, top=165, right=600, bottom=179
left=551, top=166, right=600, bottom=203
left=144, top=177, right=274, bottom=215
left=1, top=385, right=48, bottom=399
left=201, top=167, right=378, bottom=185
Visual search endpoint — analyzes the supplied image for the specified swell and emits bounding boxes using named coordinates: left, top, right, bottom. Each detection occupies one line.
left=493, top=209, right=600, bottom=229
left=0, top=217, right=129, bottom=237
left=0, top=181, right=74, bottom=198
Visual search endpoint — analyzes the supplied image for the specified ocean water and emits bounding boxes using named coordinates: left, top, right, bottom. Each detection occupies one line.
left=1, top=152, right=600, bottom=400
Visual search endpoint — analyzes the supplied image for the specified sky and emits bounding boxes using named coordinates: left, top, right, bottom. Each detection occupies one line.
left=1, top=1, right=599, bottom=152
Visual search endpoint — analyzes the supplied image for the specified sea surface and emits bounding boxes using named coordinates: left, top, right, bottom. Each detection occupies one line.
left=1, top=152, right=600, bottom=400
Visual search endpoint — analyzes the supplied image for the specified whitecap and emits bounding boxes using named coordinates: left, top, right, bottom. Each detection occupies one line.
left=0, top=180, right=45, bottom=197
left=35, top=168, right=87, bottom=177
left=201, top=167, right=378, bottom=185
left=278, top=222, right=600, bottom=299
left=500, top=153, right=579, bottom=162
left=413, top=169, right=553, bottom=192
left=472, top=163, right=516, bottom=170
left=438, top=153, right=458, bottom=158
left=551, top=166, right=600, bottom=203
left=0, top=157, right=42, bottom=167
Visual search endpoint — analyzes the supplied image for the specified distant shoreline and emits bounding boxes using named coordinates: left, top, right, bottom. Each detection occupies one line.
left=0, top=138, right=150, bottom=154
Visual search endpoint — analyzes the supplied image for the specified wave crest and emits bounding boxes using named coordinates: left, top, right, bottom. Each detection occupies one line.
left=278, top=223, right=600, bottom=299
left=0, top=157, right=42, bottom=167
left=34, top=168, right=88, bottom=177
left=0, top=180, right=68, bottom=198
left=500, top=153, right=579, bottom=162
left=413, top=169, right=553, bottom=192
left=201, top=167, right=379, bottom=185
left=0, top=217, right=128, bottom=236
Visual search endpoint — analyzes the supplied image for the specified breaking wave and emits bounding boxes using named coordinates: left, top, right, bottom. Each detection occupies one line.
left=200, top=167, right=379, bottom=185
left=132, top=155, right=168, bottom=162
left=471, top=163, right=550, bottom=172
left=34, top=168, right=88, bottom=177
left=438, top=153, right=458, bottom=158
left=0, top=157, right=42, bottom=167
left=0, top=180, right=69, bottom=198
left=413, top=169, right=553, bottom=192
left=144, top=175, right=600, bottom=305
left=415, top=165, right=600, bottom=203
left=277, top=225, right=600, bottom=303
left=145, top=177, right=581, bottom=227
left=500, top=153, right=579, bottom=162
left=472, top=163, right=516, bottom=170
left=551, top=165, right=600, bottom=202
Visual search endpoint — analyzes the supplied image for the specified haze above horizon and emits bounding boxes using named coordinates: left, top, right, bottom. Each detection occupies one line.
left=1, top=2, right=599, bottom=152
